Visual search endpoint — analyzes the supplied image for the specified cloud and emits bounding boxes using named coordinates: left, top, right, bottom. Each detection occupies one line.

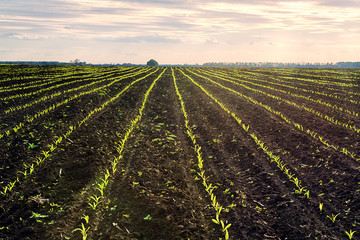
left=97, top=35, right=181, bottom=43
left=0, top=0, right=359, bottom=63
left=314, top=0, right=360, bottom=7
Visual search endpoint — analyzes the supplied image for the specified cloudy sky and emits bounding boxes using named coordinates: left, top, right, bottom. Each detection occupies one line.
left=1, top=0, right=360, bottom=64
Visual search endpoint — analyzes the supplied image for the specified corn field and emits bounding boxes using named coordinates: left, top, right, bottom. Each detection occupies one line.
left=0, top=65, right=359, bottom=239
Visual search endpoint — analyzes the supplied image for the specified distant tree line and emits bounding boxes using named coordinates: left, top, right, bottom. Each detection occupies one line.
left=202, top=62, right=360, bottom=68
left=1, top=61, right=360, bottom=68
left=0, top=61, right=87, bottom=66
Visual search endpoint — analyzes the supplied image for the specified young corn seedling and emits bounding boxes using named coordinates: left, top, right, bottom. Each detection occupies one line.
left=1, top=186, right=8, bottom=195
left=73, top=223, right=90, bottom=240
left=8, top=180, right=17, bottom=191
left=327, top=213, right=340, bottom=223
left=111, top=160, right=118, bottom=174
left=319, top=203, right=323, bottom=211
left=221, top=220, right=231, bottom=240
left=345, top=229, right=356, bottom=239
left=48, top=144, right=56, bottom=152
left=291, top=178, right=301, bottom=189
left=88, top=195, right=101, bottom=210
left=35, top=156, right=43, bottom=165
left=29, top=164, right=35, bottom=175
left=102, top=170, right=110, bottom=186
left=96, top=182, right=106, bottom=196
left=42, top=150, right=50, bottom=158
left=304, top=190, right=310, bottom=199
left=19, top=170, right=28, bottom=179
left=82, top=215, right=89, bottom=224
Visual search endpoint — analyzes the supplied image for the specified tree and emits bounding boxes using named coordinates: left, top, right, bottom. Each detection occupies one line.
left=147, top=59, right=159, bottom=67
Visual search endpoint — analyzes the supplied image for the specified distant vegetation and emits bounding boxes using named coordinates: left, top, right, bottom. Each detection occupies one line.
left=146, top=59, right=159, bottom=67
left=202, top=61, right=360, bottom=68
left=1, top=61, right=360, bottom=68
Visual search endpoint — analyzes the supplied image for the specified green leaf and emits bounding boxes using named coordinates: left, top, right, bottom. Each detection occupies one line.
left=144, top=214, right=152, bottom=220
left=212, top=218, right=219, bottom=224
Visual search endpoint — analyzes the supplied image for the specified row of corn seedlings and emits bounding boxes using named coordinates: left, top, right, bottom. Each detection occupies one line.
left=0, top=65, right=115, bottom=92
left=0, top=68, right=159, bottom=197
left=0, top=70, right=88, bottom=93
left=229, top=68, right=359, bottom=104
left=268, top=69, right=359, bottom=88
left=181, top=69, right=358, bottom=239
left=179, top=69, right=309, bottom=196
left=172, top=68, right=231, bottom=240
left=191, top=69, right=359, bottom=161
left=203, top=68, right=359, bottom=119
left=0, top=73, right=62, bottom=92
left=225, top=67, right=360, bottom=109
left=241, top=68, right=360, bottom=103
left=272, top=68, right=359, bottom=83
left=0, top=65, right=83, bottom=86
left=1, top=67, right=140, bottom=114
left=0, top=67, right=152, bottom=140
left=72, top=68, right=166, bottom=240
left=0, top=66, right=125, bottom=100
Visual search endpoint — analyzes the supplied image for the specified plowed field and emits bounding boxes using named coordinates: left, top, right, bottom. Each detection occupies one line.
left=0, top=65, right=359, bottom=239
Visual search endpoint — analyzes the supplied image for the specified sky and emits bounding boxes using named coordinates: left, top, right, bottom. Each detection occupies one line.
left=1, top=0, right=360, bottom=64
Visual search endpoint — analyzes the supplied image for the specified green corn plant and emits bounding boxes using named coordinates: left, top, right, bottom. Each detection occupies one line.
left=9, top=180, right=17, bottom=191
left=212, top=207, right=221, bottom=225
left=88, top=195, right=101, bottom=210
left=29, top=164, right=35, bottom=175
left=345, top=229, right=356, bottom=239
left=96, top=182, right=105, bottom=196
left=1, top=186, right=8, bottom=195
left=319, top=203, right=323, bottom=211
left=295, top=187, right=304, bottom=194
left=48, top=144, right=56, bottom=152
left=36, top=156, right=43, bottom=165
left=304, top=190, right=310, bottom=199
left=42, top=150, right=50, bottom=158
left=111, top=160, right=118, bottom=174
left=103, top=170, right=110, bottom=186
left=221, top=220, right=231, bottom=240
left=327, top=213, right=340, bottom=223
left=72, top=223, right=90, bottom=240
left=291, top=178, right=301, bottom=189
left=18, top=170, right=28, bottom=179
left=82, top=215, right=89, bottom=224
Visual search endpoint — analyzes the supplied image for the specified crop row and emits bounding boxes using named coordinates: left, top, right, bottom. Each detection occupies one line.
left=0, top=65, right=75, bottom=84
left=0, top=67, right=133, bottom=100
left=242, top=69, right=360, bottom=99
left=1, top=67, right=140, bottom=115
left=273, top=68, right=359, bottom=83
left=210, top=68, right=360, bottom=116
left=0, top=70, right=86, bottom=93
left=0, top=67, right=151, bottom=140
left=0, top=68, right=159, bottom=196
left=235, top=68, right=360, bottom=105
left=189, top=69, right=359, bottom=161
left=173, top=68, right=231, bottom=240
left=268, top=70, right=359, bottom=88
left=0, top=66, right=105, bottom=91
left=179, top=69, right=309, bottom=195
left=179, top=68, right=357, bottom=238
left=72, top=68, right=166, bottom=239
